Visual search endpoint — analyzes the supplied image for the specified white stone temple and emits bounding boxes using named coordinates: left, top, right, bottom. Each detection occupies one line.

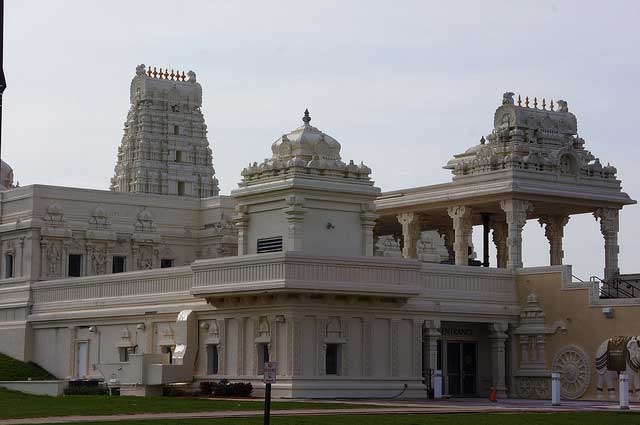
left=0, top=67, right=638, bottom=400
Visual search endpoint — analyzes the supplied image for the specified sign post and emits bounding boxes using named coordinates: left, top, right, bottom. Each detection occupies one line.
left=263, top=362, right=277, bottom=425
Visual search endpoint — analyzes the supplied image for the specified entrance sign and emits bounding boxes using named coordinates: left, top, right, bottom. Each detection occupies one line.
left=263, top=361, right=277, bottom=383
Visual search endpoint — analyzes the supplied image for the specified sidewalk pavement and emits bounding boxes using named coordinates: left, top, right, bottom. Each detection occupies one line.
left=1, top=398, right=638, bottom=424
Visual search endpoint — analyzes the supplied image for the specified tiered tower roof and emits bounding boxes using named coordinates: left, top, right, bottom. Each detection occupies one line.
left=111, top=64, right=219, bottom=197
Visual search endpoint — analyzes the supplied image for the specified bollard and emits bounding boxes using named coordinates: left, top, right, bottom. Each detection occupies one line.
left=551, top=372, right=561, bottom=406
left=620, top=372, right=630, bottom=410
left=434, top=370, right=443, bottom=399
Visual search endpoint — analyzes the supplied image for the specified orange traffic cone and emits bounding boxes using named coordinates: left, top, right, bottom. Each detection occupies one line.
left=490, top=388, right=497, bottom=402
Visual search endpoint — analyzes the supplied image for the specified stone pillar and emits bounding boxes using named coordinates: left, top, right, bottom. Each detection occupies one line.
left=447, top=206, right=473, bottom=266
left=594, top=208, right=620, bottom=281
left=284, top=195, right=305, bottom=252
left=538, top=215, right=569, bottom=266
left=489, top=322, right=508, bottom=398
left=361, top=203, right=378, bottom=256
left=423, top=320, right=441, bottom=376
left=232, top=205, right=249, bottom=256
left=500, top=199, right=532, bottom=269
left=397, top=212, right=421, bottom=259
left=491, top=220, right=508, bottom=268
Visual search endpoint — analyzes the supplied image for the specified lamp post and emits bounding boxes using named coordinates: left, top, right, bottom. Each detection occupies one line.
left=0, top=0, right=6, bottom=167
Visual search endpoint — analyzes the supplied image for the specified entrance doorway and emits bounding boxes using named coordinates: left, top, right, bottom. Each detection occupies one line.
left=445, top=341, right=477, bottom=396
left=76, top=341, right=88, bottom=378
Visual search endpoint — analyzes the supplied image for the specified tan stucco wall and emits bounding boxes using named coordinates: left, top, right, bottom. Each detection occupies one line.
left=516, top=270, right=640, bottom=399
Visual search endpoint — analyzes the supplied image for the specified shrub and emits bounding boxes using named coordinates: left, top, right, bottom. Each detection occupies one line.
left=162, top=385, right=187, bottom=397
left=199, top=381, right=215, bottom=395
left=207, top=379, right=252, bottom=397
left=65, top=380, right=109, bottom=395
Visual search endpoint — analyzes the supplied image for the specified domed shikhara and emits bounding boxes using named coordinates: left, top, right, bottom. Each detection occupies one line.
left=0, top=160, right=16, bottom=191
left=241, top=110, right=373, bottom=186
left=444, top=91, right=618, bottom=181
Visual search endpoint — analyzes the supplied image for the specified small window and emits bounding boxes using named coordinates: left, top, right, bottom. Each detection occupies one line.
left=119, top=347, right=134, bottom=362
left=173, top=125, right=179, bottom=135
left=161, top=259, right=174, bottom=268
left=5, top=254, right=14, bottom=278
left=177, top=181, right=186, bottom=195
left=68, top=254, right=82, bottom=277
left=326, top=343, right=341, bottom=375
left=257, top=343, right=270, bottom=374
left=257, top=237, right=283, bottom=253
left=207, top=345, right=219, bottom=375
left=112, top=256, right=126, bottom=274
left=175, top=150, right=183, bottom=162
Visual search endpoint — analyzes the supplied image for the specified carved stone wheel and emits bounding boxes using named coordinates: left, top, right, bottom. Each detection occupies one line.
left=552, top=345, right=591, bottom=400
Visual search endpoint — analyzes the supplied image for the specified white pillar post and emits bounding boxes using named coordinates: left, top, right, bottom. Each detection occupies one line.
left=490, top=220, right=508, bottom=268
left=500, top=199, right=532, bottom=269
left=539, top=215, right=569, bottom=266
left=447, top=206, right=473, bottom=266
left=434, top=370, right=443, bottom=399
left=551, top=372, right=561, bottom=406
left=489, top=322, right=508, bottom=398
left=284, top=195, right=305, bottom=252
left=233, top=205, right=249, bottom=256
left=620, top=372, right=630, bottom=410
left=360, top=203, right=378, bottom=256
left=594, top=208, right=620, bottom=281
left=397, top=212, right=421, bottom=259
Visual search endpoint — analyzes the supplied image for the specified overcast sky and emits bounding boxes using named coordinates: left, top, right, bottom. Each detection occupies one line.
left=4, top=1, right=639, bottom=279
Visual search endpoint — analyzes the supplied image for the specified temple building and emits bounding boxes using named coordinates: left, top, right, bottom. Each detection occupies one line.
left=0, top=67, right=638, bottom=400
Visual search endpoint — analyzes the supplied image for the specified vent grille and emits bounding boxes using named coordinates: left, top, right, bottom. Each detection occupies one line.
left=257, top=236, right=283, bottom=253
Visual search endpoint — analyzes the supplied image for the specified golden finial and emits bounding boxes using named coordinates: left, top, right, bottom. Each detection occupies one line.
left=170, top=69, right=175, bottom=80
left=164, top=69, right=169, bottom=79
left=181, top=71, right=186, bottom=81
left=525, top=96, right=530, bottom=108
left=153, top=67, right=158, bottom=78
left=550, top=99, right=554, bottom=111
left=542, top=98, right=546, bottom=110
left=534, top=97, right=538, bottom=109
left=517, top=95, right=522, bottom=106
left=146, top=66, right=152, bottom=77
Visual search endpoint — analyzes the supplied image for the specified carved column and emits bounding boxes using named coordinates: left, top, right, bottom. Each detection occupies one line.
left=237, top=317, right=245, bottom=376
left=362, top=318, right=373, bottom=377
left=447, top=206, right=473, bottom=266
left=423, top=320, right=441, bottom=378
left=491, top=220, right=508, bottom=268
left=391, top=319, right=400, bottom=376
left=40, top=239, right=47, bottom=279
left=500, top=199, right=532, bottom=269
left=360, top=203, right=378, bottom=256
left=284, top=195, right=305, bottom=252
left=594, top=208, right=620, bottom=281
left=538, top=215, right=569, bottom=266
left=18, top=237, right=24, bottom=277
left=397, top=212, right=421, bottom=259
left=489, top=322, right=508, bottom=398
left=233, top=205, right=249, bottom=256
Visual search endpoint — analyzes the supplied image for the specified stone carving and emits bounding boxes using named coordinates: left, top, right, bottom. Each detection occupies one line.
left=538, top=215, right=569, bottom=266
left=595, top=336, right=640, bottom=400
left=240, top=110, right=372, bottom=186
left=137, top=245, right=155, bottom=270
left=552, top=345, right=591, bottom=400
left=45, top=240, right=62, bottom=277
left=89, top=206, right=110, bottom=229
left=374, top=235, right=402, bottom=258
left=416, top=231, right=450, bottom=263
left=516, top=376, right=551, bottom=399
left=44, top=203, right=65, bottom=226
left=326, top=318, right=342, bottom=339
left=135, top=209, right=156, bottom=232
left=447, top=205, right=473, bottom=266
left=89, top=245, right=108, bottom=275
left=445, top=93, right=617, bottom=180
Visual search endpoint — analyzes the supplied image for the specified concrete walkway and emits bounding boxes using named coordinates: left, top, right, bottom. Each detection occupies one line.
left=1, top=399, right=638, bottom=424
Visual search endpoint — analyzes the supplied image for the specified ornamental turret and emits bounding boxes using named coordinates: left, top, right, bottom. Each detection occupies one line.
left=110, top=64, right=219, bottom=197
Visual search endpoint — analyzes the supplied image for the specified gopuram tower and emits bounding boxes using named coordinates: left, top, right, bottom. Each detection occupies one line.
left=110, top=64, right=219, bottom=197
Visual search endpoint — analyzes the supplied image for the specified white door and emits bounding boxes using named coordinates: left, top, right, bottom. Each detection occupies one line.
left=76, top=342, right=88, bottom=378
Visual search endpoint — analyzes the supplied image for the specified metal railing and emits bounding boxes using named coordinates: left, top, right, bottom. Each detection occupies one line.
left=595, top=275, right=640, bottom=299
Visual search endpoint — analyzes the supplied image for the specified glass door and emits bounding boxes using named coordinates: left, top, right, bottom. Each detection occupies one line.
left=445, top=341, right=477, bottom=396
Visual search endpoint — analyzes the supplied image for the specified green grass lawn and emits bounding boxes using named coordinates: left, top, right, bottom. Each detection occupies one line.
left=0, top=352, right=55, bottom=381
left=46, top=413, right=640, bottom=425
left=0, top=387, right=368, bottom=419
